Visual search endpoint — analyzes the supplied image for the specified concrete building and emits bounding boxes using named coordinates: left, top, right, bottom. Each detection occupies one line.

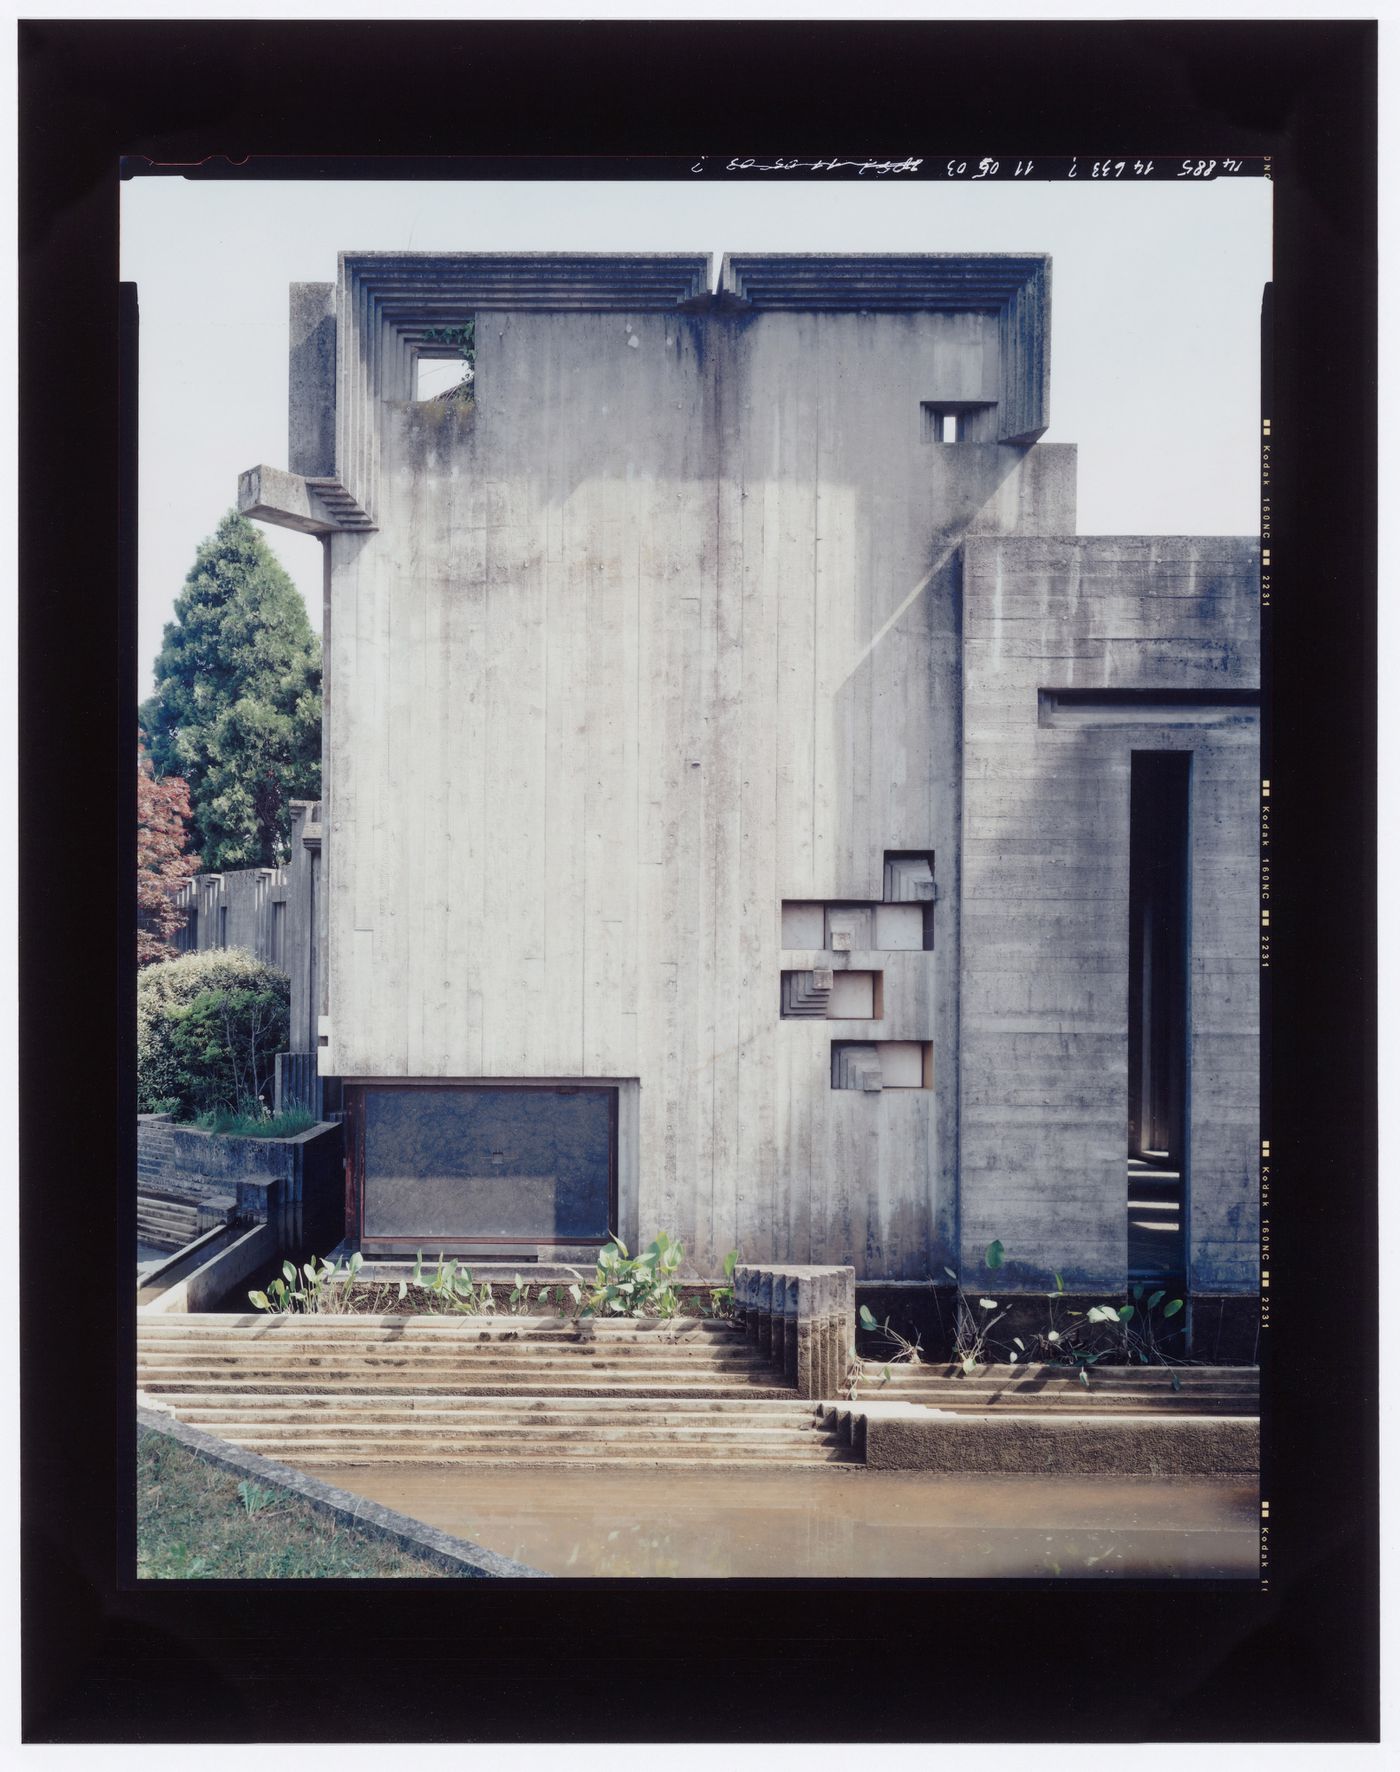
left=239, top=252, right=1258, bottom=1335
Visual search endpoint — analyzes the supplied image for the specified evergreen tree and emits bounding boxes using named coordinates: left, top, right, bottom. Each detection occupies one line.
left=142, top=511, right=322, bottom=869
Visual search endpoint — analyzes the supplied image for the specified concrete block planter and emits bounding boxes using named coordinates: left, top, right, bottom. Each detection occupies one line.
left=138, top=1113, right=344, bottom=1248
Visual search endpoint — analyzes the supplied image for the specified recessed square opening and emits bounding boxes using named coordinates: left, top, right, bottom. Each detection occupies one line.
left=781, top=895, right=934, bottom=953
left=780, top=969, right=884, bottom=1020
left=830, top=1040, right=933, bottom=1090
left=414, top=321, right=476, bottom=402
left=415, top=355, right=469, bottom=400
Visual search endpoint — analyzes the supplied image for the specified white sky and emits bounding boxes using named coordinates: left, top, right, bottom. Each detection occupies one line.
left=122, top=175, right=1272, bottom=699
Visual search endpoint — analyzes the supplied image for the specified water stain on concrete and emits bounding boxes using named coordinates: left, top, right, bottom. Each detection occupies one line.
left=314, top=1465, right=1258, bottom=1579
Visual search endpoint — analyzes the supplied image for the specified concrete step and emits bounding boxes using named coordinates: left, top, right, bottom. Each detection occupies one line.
left=853, top=1363, right=1258, bottom=1413
left=138, top=1375, right=796, bottom=1399
left=270, top=1450, right=861, bottom=1469
left=136, top=1212, right=202, bottom=1231
left=858, top=1363, right=1256, bottom=1387
left=135, top=1354, right=777, bottom=1380
left=137, top=1361, right=781, bottom=1386
left=864, top=1367, right=1261, bottom=1382
left=138, top=1318, right=751, bottom=1339
left=147, top=1403, right=829, bottom=1431
left=855, top=1391, right=1257, bottom=1414
left=146, top=1393, right=820, bottom=1421
left=140, top=1318, right=744, bottom=1332
left=210, top=1434, right=857, bottom=1466
left=136, top=1347, right=764, bottom=1369
left=135, top=1335, right=764, bottom=1360
left=208, top=1420, right=830, bottom=1446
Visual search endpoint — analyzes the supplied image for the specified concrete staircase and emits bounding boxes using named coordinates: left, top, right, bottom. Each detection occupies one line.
left=1127, top=1156, right=1184, bottom=1278
left=136, top=1194, right=205, bottom=1252
left=136, top=1314, right=859, bottom=1469
left=852, top=1361, right=1258, bottom=1414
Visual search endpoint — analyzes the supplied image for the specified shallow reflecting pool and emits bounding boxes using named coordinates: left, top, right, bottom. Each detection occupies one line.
left=315, top=1464, right=1259, bottom=1579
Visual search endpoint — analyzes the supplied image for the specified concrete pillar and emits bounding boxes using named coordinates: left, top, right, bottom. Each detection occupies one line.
left=781, top=1272, right=800, bottom=1389
left=755, top=1272, right=774, bottom=1357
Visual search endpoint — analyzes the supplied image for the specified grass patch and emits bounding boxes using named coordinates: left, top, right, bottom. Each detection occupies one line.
left=189, top=1107, right=316, bottom=1139
left=137, top=1429, right=461, bottom=1579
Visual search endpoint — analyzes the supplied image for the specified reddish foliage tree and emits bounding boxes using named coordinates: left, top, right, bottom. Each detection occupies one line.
left=137, top=742, right=201, bottom=966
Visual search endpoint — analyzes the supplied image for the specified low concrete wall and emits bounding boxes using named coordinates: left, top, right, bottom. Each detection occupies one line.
left=137, top=1115, right=344, bottom=1249
left=142, top=1222, right=278, bottom=1314
left=137, top=1223, right=239, bottom=1305
left=137, top=1406, right=545, bottom=1577
left=821, top=1400, right=1257, bottom=1476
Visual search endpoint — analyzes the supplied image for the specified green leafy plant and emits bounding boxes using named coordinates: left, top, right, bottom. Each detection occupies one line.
left=508, top=1272, right=556, bottom=1315
left=1066, top=1286, right=1186, bottom=1380
left=410, top=1252, right=496, bottom=1315
left=236, top=1480, right=277, bottom=1517
left=705, top=1249, right=741, bottom=1318
left=858, top=1302, right=924, bottom=1372
left=248, top=1249, right=408, bottom=1316
left=945, top=1240, right=1010, bottom=1375
left=582, top=1232, right=685, bottom=1318
left=936, top=1239, right=1186, bottom=1383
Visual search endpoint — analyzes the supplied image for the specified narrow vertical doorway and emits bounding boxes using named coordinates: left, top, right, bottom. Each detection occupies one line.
left=1127, top=752, right=1190, bottom=1280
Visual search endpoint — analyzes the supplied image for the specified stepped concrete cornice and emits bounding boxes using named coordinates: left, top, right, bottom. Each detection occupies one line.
left=340, top=251, right=715, bottom=329
left=720, top=252, right=1051, bottom=443
left=718, top=251, right=1046, bottom=309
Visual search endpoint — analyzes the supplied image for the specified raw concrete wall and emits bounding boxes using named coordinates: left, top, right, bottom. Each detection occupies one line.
left=174, top=866, right=285, bottom=961
left=320, top=294, right=1073, bottom=1277
left=172, top=799, right=321, bottom=1053
left=959, top=535, right=1260, bottom=1294
left=240, top=253, right=1259, bottom=1296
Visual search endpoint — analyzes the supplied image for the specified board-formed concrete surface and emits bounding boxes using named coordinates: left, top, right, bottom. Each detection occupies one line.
left=238, top=251, right=1259, bottom=1312
left=960, top=535, right=1259, bottom=1292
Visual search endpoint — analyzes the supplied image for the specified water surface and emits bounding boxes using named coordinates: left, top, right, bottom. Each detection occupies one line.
left=316, top=1464, right=1258, bottom=1579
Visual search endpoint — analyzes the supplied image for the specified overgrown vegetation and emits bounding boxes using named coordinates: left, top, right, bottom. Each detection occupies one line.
left=856, top=1237, right=1187, bottom=1386
left=137, top=1430, right=460, bottom=1578
left=192, top=1106, right=315, bottom=1139
left=137, top=948, right=290, bottom=1118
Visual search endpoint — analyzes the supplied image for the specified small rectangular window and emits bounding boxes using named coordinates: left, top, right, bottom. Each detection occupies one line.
left=921, top=401, right=995, bottom=444
left=415, top=357, right=464, bottom=400
left=218, top=905, right=228, bottom=948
